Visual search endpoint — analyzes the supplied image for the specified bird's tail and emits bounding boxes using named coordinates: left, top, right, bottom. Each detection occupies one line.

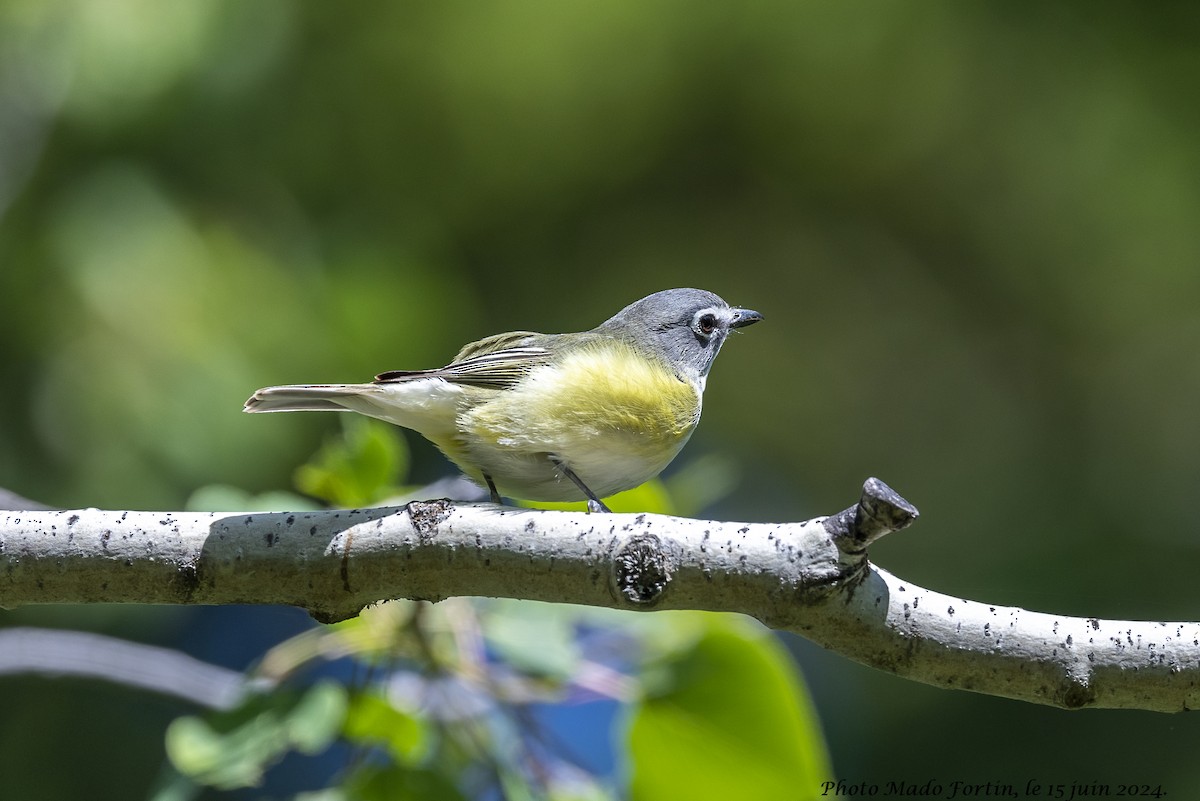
left=243, top=384, right=374, bottom=414
left=244, top=379, right=462, bottom=439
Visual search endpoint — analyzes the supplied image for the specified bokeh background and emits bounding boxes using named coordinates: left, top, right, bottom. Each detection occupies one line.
left=4, top=0, right=1200, bottom=796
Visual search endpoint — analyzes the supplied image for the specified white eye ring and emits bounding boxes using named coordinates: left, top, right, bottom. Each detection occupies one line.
left=692, top=308, right=720, bottom=337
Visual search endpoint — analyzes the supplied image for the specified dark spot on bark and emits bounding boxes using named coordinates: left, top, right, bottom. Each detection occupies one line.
left=1060, top=679, right=1096, bottom=709
left=613, top=533, right=672, bottom=606
left=339, top=531, right=354, bottom=592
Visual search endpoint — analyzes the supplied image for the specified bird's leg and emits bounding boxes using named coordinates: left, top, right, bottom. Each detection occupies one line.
left=548, top=456, right=611, bottom=513
left=483, top=472, right=502, bottom=505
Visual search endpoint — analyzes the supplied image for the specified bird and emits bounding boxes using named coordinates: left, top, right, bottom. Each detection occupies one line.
left=244, top=288, right=762, bottom=512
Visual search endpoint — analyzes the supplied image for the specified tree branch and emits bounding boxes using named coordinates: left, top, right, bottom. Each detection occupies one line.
left=0, top=627, right=255, bottom=709
left=2, top=479, right=1196, bottom=712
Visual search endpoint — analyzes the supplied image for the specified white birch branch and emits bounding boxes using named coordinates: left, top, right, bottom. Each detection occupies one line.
left=2, top=479, right=1196, bottom=713
left=0, top=627, right=254, bottom=709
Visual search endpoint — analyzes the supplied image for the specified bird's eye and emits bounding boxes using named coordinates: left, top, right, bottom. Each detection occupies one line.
left=695, top=312, right=718, bottom=336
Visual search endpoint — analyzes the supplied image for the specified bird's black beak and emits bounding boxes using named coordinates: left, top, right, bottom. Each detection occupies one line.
left=729, top=308, right=763, bottom=329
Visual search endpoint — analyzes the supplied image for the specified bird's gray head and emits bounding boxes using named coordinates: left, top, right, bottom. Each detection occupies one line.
left=596, top=288, right=763, bottom=379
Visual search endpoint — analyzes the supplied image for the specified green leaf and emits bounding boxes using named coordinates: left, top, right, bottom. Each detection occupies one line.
left=346, top=764, right=465, bottom=801
left=627, top=616, right=830, bottom=801
left=165, top=709, right=282, bottom=789
left=546, top=773, right=619, bottom=801
left=481, top=600, right=581, bottom=680
left=185, top=484, right=319, bottom=512
left=165, top=681, right=348, bottom=789
left=287, top=681, right=351, bottom=753
left=342, top=691, right=430, bottom=765
left=498, top=767, right=540, bottom=801
left=521, top=477, right=673, bottom=514
left=294, top=416, right=409, bottom=507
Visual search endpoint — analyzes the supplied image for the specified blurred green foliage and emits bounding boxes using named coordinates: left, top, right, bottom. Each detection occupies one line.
left=294, top=416, right=411, bottom=509
left=159, top=600, right=828, bottom=801
left=628, top=617, right=829, bottom=799
left=5, top=0, right=1200, bottom=798
left=165, top=680, right=348, bottom=790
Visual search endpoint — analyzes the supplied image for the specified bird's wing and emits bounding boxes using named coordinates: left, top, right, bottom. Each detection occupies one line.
left=452, top=330, right=542, bottom=362
left=374, top=345, right=552, bottom=390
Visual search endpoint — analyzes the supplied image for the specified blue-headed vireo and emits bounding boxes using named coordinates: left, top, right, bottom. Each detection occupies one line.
left=244, top=288, right=761, bottom=512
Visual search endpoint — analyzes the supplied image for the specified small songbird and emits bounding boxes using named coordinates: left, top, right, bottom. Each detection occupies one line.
left=244, top=288, right=762, bottom=512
